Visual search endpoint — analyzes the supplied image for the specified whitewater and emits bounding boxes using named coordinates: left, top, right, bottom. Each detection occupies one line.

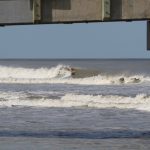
left=0, top=59, right=150, bottom=150
left=0, top=64, right=149, bottom=84
left=0, top=91, right=150, bottom=111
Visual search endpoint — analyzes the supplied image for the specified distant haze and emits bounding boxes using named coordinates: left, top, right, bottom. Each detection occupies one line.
left=0, top=21, right=149, bottom=59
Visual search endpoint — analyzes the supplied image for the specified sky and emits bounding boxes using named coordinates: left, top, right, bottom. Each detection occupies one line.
left=0, top=21, right=149, bottom=59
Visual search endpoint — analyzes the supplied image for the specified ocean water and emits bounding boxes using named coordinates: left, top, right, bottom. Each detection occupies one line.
left=0, top=59, right=150, bottom=149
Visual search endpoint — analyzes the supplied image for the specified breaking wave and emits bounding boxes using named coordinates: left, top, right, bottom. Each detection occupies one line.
left=0, top=64, right=72, bottom=79
left=0, top=64, right=149, bottom=85
left=0, top=92, right=150, bottom=111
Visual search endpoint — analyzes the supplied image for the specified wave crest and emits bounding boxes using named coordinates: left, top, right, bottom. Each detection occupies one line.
left=0, top=65, right=148, bottom=84
left=0, top=64, right=72, bottom=79
left=0, top=92, right=150, bottom=111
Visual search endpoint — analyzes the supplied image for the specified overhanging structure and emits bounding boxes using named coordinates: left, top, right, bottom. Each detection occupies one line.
left=0, top=0, right=150, bottom=49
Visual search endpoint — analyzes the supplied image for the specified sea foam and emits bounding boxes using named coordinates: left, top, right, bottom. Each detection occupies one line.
left=0, top=91, right=150, bottom=111
left=0, top=65, right=148, bottom=85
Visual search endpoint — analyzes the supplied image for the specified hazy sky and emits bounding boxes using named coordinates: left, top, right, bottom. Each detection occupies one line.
left=0, top=21, right=149, bottom=59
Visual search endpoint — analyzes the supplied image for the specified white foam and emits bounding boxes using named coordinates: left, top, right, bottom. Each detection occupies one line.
left=0, top=65, right=148, bottom=85
left=59, top=94, right=150, bottom=111
left=0, top=64, right=71, bottom=79
left=0, top=92, right=150, bottom=111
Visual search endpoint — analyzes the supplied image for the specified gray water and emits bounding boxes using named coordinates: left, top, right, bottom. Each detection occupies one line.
left=0, top=59, right=150, bottom=150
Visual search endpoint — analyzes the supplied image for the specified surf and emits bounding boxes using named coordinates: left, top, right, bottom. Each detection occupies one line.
left=0, top=91, right=150, bottom=111
left=0, top=64, right=148, bottom=85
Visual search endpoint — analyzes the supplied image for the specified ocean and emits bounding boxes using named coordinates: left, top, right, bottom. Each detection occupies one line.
left=0, top=59, right=150, bottom=150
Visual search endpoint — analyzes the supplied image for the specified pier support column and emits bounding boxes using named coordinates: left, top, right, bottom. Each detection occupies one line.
left=33, top=0, right=41, bottom=23
left=147, top=21, right=150, bottom=50
left=102, top=0, right=111, bottom=20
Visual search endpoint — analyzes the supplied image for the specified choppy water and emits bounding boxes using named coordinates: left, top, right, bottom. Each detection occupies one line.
left=0, top=59, right=150, bottom=149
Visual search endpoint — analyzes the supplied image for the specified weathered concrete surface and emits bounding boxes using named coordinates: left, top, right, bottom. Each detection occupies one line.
left=0, top=0, right=150, bottom=24
left=0, top=0, right=103, bottom=24
left=42, top=0, right=102, bottom=23
left=111, top=0, right=150, bottom=20
left=0, top=0, right=32, bottom=24
left=133, top=0, right=150, bottom=19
